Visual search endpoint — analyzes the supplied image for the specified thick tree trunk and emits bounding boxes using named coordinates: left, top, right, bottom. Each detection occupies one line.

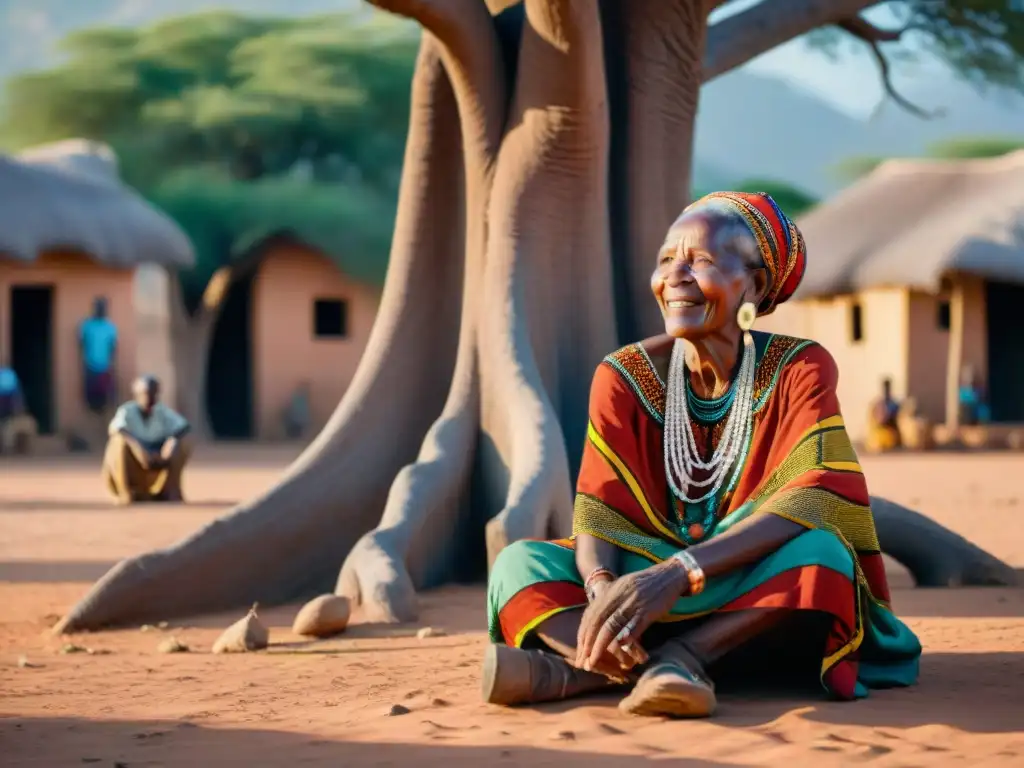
left=478, top=0, right=616, bottom=564
left=609, top=0, right=708, bottom=342
left=167, top=275, right=215, bottom=440
left=55, top=0, right=1015, bottom=633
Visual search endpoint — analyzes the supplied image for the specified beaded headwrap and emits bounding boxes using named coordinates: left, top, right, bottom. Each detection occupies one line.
left=683, top=191, right=807, bottom=316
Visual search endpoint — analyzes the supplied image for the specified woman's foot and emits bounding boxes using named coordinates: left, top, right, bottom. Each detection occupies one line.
left=618, top=648, right=717, bottom=718
left=481, top=644, right=618, bottom=706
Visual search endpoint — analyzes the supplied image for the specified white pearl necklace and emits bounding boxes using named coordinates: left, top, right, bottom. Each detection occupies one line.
left=663, top=333, right=756, bottom=504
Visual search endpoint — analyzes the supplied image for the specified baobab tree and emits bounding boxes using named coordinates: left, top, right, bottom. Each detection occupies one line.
left=57, top=0, right=1021, bottom=632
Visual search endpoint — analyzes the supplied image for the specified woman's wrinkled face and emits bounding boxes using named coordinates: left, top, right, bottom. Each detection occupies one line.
left=651, top=210, right=762, bottom=340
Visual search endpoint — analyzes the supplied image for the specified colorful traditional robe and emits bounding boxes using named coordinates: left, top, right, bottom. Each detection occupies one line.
left=487, top=332, right=921, bottom=700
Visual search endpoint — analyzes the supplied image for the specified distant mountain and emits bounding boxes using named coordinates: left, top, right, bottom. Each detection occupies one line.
left=696, top=70, right=1024, bottom=196
left=2, top=0, right=1022, bottom=198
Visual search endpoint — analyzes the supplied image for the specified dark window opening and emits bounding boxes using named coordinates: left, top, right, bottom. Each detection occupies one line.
left=313, top=298, right=348, bottom=338
left=937, top=299, right=951, bottom=330
left=850, top=303, right=864, bottom=343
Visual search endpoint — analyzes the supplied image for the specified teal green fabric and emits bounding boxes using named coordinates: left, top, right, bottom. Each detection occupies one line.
left=487, top=529, right=921, bottom=698
left=488, top=529, right=853, bottom=643
left=854, top=600, right=922, bottom=692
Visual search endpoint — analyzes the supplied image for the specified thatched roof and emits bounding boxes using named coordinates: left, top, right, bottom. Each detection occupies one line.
left=0, top=140, right=194, bottom=269
left=794, top=150, right=1024, bottom=299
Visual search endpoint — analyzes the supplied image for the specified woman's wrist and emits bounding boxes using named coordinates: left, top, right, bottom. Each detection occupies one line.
left=666, top=550, right=706, bottom=596
left=583, top=567, right=615, bottom=601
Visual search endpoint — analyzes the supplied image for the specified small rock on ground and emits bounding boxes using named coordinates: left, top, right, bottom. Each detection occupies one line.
left=157, top=637, right=189, bottom=654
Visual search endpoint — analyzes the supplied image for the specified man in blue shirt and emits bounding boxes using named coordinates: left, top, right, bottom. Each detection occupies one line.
left=79, top=297, right=118, bottom=413
left=0, top=354, right=37, bottom=454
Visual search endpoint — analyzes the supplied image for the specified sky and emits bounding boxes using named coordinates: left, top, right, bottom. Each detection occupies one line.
left=717, top=1, right=945, bottom=118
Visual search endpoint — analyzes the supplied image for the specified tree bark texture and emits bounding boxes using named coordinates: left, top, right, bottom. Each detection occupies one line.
left=167, top=275, right=215, bottom=441
left=55, top=0, right=1014, bottom=633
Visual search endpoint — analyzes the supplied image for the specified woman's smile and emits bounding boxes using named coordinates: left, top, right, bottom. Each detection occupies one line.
left=665, top=298, right=704, bottom=310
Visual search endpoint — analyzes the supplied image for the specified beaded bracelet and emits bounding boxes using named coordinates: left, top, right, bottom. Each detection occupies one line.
left=670, top=550, right=706, bottom=596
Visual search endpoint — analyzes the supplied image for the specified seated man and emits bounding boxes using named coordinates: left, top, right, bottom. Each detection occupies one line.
left=865, top=377, right=901, bottom=454
left=103, top=375, right=191, bottom=504
left=0, top=361, right=38, bottom=455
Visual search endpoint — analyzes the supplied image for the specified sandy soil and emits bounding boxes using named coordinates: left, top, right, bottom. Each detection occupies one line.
left=1, top=447, right=1022, bottom=767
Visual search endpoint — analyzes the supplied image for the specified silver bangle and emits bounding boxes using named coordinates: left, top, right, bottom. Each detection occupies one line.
left=671, top=549, right=706, bottom=595
left=672, top=550, right=700, bottom=572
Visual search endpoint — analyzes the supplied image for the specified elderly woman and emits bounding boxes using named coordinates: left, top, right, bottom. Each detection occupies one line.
left=483, top=192, right=921, bottom=718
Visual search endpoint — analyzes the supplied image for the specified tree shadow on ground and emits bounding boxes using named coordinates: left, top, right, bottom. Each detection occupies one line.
left=0, top=561, right=119, bottom=582
left=0, top=717, right=740, bottom=767
left=0, top=498, right=240, bottom=511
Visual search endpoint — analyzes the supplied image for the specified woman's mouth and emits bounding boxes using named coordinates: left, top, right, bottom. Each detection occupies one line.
left=666, top=299, right=702, bottom=309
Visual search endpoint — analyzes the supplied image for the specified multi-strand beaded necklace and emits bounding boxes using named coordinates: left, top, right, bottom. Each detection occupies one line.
left=663, top=322, right=756, bottom=544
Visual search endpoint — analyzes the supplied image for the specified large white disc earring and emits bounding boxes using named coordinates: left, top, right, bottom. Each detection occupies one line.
left=737, top=301, right=757, bottom=342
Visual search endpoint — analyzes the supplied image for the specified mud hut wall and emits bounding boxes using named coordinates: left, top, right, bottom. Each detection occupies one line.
left=757, top=287, right=911, bottom=442
left=0, top=251, right=138, bottom=437
left=251, top=242, right=380, bottom=440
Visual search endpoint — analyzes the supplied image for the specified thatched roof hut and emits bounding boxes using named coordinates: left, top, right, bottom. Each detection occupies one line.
left=0, top=140, right=194, bottom=443
left=758, top=150, right=1024, bottom=440
left=795, top=150, right=1024, bottom=299
left=0, top=139, right=194, bottom=269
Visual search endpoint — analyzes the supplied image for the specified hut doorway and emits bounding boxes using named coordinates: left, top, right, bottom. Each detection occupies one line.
left=206, top=271, right=255, bottom=439
left=986, top=281, right=1024, bottom=422
left=9, top=285, right=55, bottom=434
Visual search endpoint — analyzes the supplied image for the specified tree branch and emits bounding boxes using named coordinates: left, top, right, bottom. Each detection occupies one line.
left=837, top=16, right=902, bottom=43
left=837, top=15, right=944, bottom=120
left=860, top=34, right=944, bottom=119
left=703, top=0, right=879, bottom=82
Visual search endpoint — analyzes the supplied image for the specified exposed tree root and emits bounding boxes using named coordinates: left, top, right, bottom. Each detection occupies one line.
left=871, top=497, right=1017, bottom=587
left=54, top=39, right=467, bottom=633
left=481, top=0, right=614, bottom=565
left=337, top=4, right=509, bottom=622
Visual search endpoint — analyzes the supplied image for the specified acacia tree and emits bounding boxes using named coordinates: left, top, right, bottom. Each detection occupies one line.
left=2, top=11, right=413, bottom=435
left=57, top=0, right=1022, bottom=632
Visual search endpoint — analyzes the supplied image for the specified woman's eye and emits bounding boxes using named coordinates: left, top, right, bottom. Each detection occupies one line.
left=694, top=255, right=714, bottom=267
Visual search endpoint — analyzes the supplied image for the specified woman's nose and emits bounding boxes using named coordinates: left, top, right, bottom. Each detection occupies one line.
left=664, top=261, right=694, bottom=286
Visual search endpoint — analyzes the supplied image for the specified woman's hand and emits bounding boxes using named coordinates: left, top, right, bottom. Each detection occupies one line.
left=575, top=561, right=689, bottom=673
left=572, top=579, right=630, bottom=680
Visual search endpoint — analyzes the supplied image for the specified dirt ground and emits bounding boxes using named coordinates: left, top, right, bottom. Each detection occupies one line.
left=1, top=446, right=1022, bottom=767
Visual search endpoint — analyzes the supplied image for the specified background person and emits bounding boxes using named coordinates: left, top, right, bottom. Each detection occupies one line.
left=103, top=375, right=191, bottom=504
left=0, top=357, right=37, bottom=455
left=79, top=296, right=119, bottom=415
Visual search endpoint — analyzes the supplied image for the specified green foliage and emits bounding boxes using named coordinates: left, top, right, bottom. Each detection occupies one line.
left=731, top=178, right=819, bottom=217
left=0, top=11, right=419, bottom=189
left=834, top=134, right=1024, bottom=182
left=149, top=167, right=396, bottom=310
left=926, top=135, right=1024, bottom=159
left=806, top=1, right=1024, bottom=94
left=692, top=179, right=820, bottom=218
left=1, top=10, right=415, bottom=301
left=831, top=155, right=889, bottom=183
